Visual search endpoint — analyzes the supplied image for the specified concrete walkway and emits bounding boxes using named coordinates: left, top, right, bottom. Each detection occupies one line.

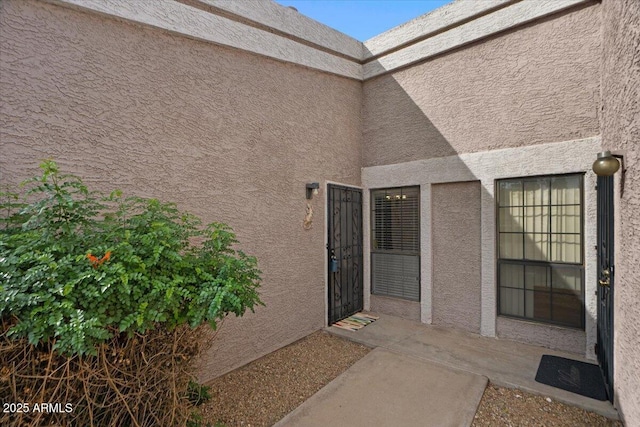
left=276, top=313, right=619, bottom=426
left=276, top=347, right=487, bottom=427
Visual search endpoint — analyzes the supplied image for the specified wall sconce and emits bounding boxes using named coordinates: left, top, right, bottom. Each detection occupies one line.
left=593, top=150, right=626, bottom=195
left=592, top=151, right=622, bottom=176
left=306, top=182, right=319, bottom=199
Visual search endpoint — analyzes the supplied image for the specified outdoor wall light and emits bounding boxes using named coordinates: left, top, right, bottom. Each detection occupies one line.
left=592, top=151, right=621, bottom=176
left=306, top=182, right=320, bottom=199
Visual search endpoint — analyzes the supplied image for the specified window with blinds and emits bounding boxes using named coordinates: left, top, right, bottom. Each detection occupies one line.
left=497, top=174, right=584, bottom=328
left=371, top=187, right=420, bottom=301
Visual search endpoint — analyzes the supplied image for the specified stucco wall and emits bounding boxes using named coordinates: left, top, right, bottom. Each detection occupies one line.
left=601, top=0, right=640, bottom=422
left=370, top=295, right=421, bottom=322
left=431, top=181, right=481, bottom=334
left=362, top=3, right=601, bottom=167
left=496, top=317, right=585, bottom=355
left=362, top=137, right=601, bottom=356
left=0, top=0, right=362, bottom=382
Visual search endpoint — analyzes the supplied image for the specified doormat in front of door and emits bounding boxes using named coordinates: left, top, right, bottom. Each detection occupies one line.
left=333, top=313, right=379, bottom=331
left=535, top=355, right=607, bottom=401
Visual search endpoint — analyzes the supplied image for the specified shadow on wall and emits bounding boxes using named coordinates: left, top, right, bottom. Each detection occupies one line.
left=365, top=75, right=595, bottom=350
left=362, top=3, right=600, bottom=167
left=0, top=0, right=603, bottom=379
left=361, top=4, right=602, bottom=354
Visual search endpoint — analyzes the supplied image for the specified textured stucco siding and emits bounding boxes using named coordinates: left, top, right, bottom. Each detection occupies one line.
left=496, top=317, right=585, bottom=355
left=370, top=295, right=421, bottom=322
left=363, top=0, right=594, bottom=79
left=601, top=0, right=640, bottom=423
left=362, top=137, right=601, bottom=356
left=45, top=0, right=362, bottom=80
left=190, top=0, right=363, bottom=60
left=431, top=181, right=481, bottom=334
left=0, top=0, right=362, bottom=382
left=362, top=3, right=601, bottom=167
left=363, top=0, right=515, bottom=58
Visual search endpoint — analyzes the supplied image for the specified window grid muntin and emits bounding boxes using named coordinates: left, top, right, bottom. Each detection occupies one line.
left=496, top=174, right=585, bottom=329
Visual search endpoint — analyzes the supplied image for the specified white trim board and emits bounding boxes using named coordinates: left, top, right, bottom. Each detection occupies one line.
left=361, top=136, right=601, bottom=358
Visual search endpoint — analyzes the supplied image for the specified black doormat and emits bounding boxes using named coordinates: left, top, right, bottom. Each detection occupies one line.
left=535, top=355, right=607, bottom=401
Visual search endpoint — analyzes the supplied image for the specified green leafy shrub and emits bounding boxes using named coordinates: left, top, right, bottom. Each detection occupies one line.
left=1, top=160, right=263, bottom=426
left=187, top=380, right=212, bottom=406
left=186, top=411, right=216, bottom=427
left=0, top=160, right=263, bottom=356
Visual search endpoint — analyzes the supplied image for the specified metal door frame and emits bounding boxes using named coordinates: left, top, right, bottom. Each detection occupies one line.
left=325, top=182, right=364, bottom=325
left=596, top=174, right=615, bottom=403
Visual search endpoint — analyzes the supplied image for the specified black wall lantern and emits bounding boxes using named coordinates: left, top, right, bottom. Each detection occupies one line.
left=306, top=182, right=320, bottom=199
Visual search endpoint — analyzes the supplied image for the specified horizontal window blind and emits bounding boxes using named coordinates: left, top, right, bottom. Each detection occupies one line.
left=372, top=187, right=420, bottom=253
left=372, top=253, right=420, bottom=301
left=371, top=187, right=420, bottom=301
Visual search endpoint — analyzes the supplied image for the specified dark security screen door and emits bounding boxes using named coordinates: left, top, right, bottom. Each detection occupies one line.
left=327, top=184, right=363, bottom=324
left=596, top=175, right=614, bottom=403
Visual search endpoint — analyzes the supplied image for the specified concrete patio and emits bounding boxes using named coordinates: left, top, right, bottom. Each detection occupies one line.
left=276, top=313, right=618, bottom=426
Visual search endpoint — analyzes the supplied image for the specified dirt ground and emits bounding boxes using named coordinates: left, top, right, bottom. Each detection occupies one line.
left=200, top=331, right=621, bottom=427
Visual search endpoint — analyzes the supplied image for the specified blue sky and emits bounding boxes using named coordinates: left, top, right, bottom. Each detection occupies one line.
left=275, top=0, right=454, bottom=41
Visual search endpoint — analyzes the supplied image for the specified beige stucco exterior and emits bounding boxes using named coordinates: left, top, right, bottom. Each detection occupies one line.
left=362, top=137, right=601, bottom=357
left=0, top=0, right=361, bottom=381
left=601, top=0, right=640, bottom=423
left=431, top=181, right=481, bottom=334
left=496, top=317, right=586, bottom=354
left=362, top=3, right=601, bottom=167
left=361, top=1, right=602, bottom=359
left=370, top=295, right=421, bottom=322
left=1, top=0, right=639, bottom=422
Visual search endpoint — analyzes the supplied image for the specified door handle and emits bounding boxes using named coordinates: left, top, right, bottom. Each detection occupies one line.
left=599, top=269, right=611, bottom=287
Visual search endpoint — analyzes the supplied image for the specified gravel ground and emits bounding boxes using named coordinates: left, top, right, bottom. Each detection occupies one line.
left=472, top=384, right=622, bottom=427
left=200, top=331, right=621, bottom=427
left=199, top=331, right=370, bottom=426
